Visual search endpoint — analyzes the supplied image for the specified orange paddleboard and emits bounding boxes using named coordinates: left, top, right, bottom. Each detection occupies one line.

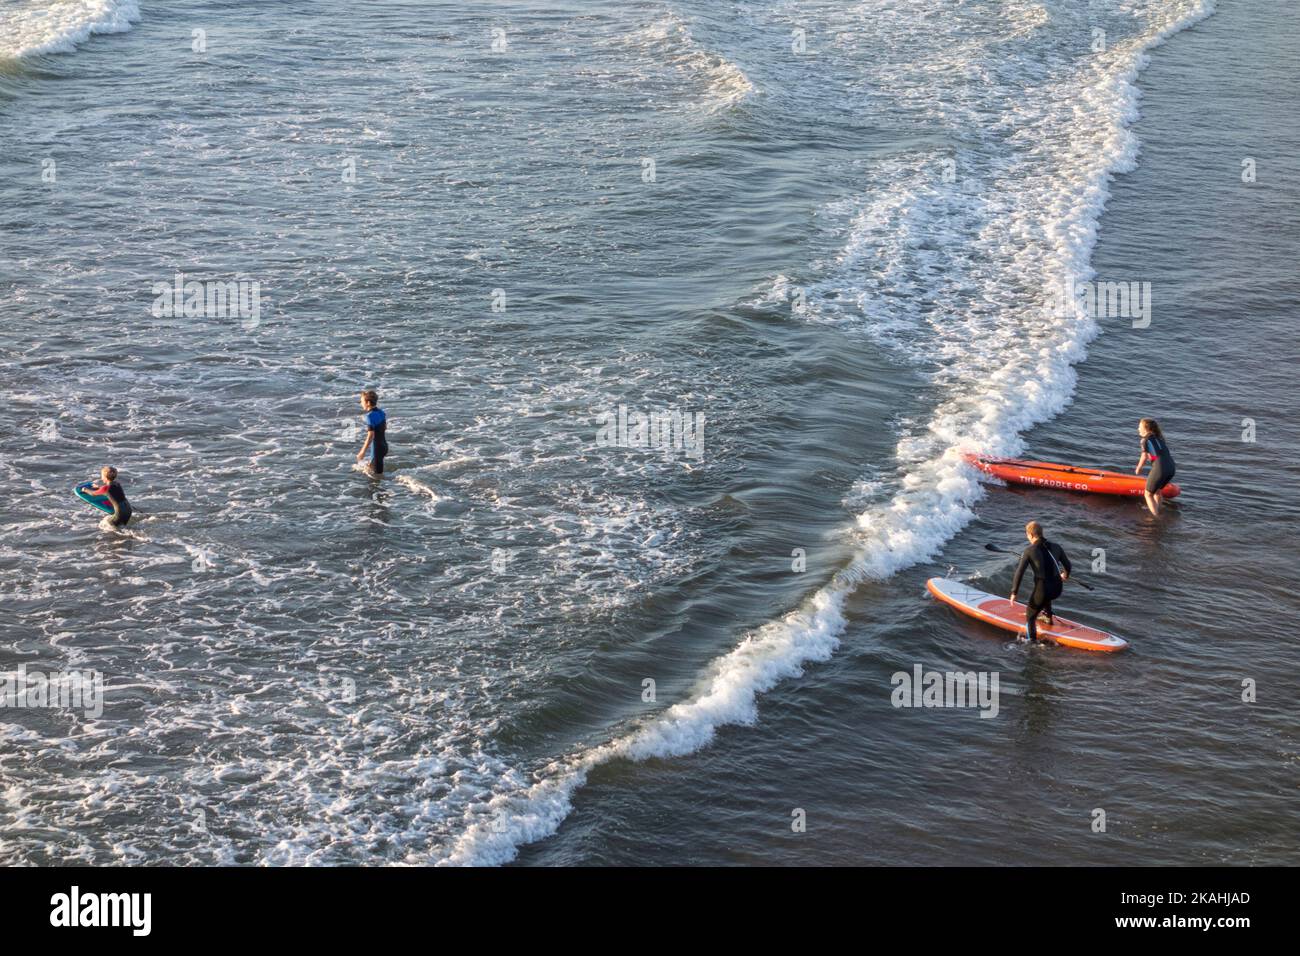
left=965, top=453, right=1179, bottom=498
left=926, top=577, right=1129, bottom=652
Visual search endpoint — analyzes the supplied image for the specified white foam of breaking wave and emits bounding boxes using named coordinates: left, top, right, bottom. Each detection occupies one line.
left=441, top=584, right=846, bottom=866
left=395, top=474, right=443, bottom=505
left=628, top=12, right=755, bottom=111
left=0, top=0, right=140, bottom=60
left=438, top=0, right=1215, bottom=866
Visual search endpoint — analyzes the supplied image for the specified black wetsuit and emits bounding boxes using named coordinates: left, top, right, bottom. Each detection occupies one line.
left=99, top=480, right=132, bottom=526
left=1012, top=539, right=1071, bottom=642
left=1143, top=435, right=1176, bottom=494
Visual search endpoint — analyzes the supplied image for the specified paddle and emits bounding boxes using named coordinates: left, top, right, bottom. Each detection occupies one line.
left=983, top=543, right=1095, bottom=591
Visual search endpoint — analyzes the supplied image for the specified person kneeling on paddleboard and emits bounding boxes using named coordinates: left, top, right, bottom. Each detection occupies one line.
left=1010, top=520, right=1070, bottom=643
left=86, top=466, right=132, bottom=527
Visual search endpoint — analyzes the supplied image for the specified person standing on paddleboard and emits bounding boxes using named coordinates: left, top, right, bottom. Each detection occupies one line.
left=356, top=389, right=389, bottom=476
left=1135, top=418, right=1175, bottom=516
left=1010, top=520, right=1071, bottom=643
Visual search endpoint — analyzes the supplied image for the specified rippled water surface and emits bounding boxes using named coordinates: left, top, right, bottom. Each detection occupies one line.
left=1, top=0, right=1296, bottom=865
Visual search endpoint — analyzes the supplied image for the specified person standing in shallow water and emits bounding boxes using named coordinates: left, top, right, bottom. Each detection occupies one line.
left=1135, top=417, right=1176, bottom=516
left=85, top=465, right=132, bottom=527
left=356, top=390, right=388, bottom=476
